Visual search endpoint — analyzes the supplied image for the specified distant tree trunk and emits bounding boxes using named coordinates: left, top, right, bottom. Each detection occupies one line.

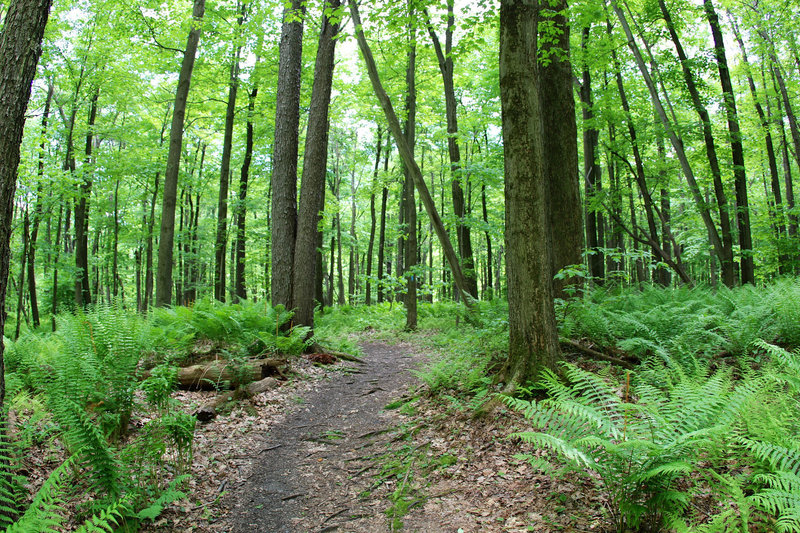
left=271, top=0, right=305, bottom=310
left=112, top=178, right=120, bottom=297
left=293, top=0, right=340, bottom=327
left=376, top=146, right=389, bottom=303
left=349, top=0, right=473, bottom=307
left=704, top=0, right=753, bottom=283
left=74, top=88, right=98, bottom=307
left=51, top=204, right=62, bottom=330
left=234, top=86, right=257, bottom=302
left=481, top=182, right=493, bottom=299
left=0, top=0, right=52, bottom=412
left=29, top=83, right=53, bottom=327
left=348, top=162, right=358, bottom=304
left=365, top=126, right=381, bottom=306
left=402, top=3, right=418, bottom=330
left=14, top=210, right=30, bottom=339
left=499, top=0, right=560, bottom=388
left=540, top=0, right=582, bottom=297
left=424, top=0, right=477, bottom=299
left=214, top=36, right=242, bottom=302
left=659, top=0, right=734, bottom=286
left=580, top=26, right=604, bottom=284
left=156, top=0, right=205, bottom=307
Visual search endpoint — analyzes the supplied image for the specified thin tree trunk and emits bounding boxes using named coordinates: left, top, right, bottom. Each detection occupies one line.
left=403, top=2, right=417, bottom=330
left=74, top=88, right=98, bottom=307
left=580, top=26, right=604, bottom=284
left=705, top=0, right=753, bottom=283
left=29, top=82, right=53, bottom=327
left=14, top=210, right=29, bottom=339
left=234, top=86, right=257, bottom=302
left=349, top=0, right=473, bottom=307
left=376, top=142, right=389, bottom=303
left=659, top=0, right=734, bottom=285
left=215, top=15, right=243, bottom=302
left=156, top=0, right=205, bottom=307
left=365, top=126, right=381, bottom=306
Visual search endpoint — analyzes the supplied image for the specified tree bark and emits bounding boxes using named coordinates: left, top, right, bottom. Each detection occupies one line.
left=499, top=0, right=560, bottom=388
left=540, top=0, right=582, bottom=297
left=292, top=0, right=340, bottom=327
left=74, top=88, right=98, bottom=307
left=402, top=3, right=418, bottom=330
left=0, top=0, right=52, bottom=412
left=156, top=0, right=205, bottom=307
left=704, top=0, right=753, bottom=283
left=271, top=0, right=305, bottom=310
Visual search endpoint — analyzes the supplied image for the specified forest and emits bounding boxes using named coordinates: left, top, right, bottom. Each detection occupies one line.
left=1, top=0, right=800, bottom=530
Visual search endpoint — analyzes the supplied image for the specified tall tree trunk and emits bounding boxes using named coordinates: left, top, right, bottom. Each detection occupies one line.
left=0, top=0, right=52, bottom=413
left=704, top=0, right=753, bottom=283
left=499, top=0, right=560, bottom=388
left=659, top=0, right=734, bottom=286
left=215, top=18, right=243, bottom=302
left=376, top=144, right=389, bottom=303
left=271, top=0, right=305, bottom=310
left=112, top=178, right=120, bottom=297
left=349, top=0, right=473, bottom=307
left=403, top=3, right=418, bottom=330
left=365, top=126, right=381, bottom=306
left=29, top=82, right=53, bottom=327
left=156, top=0, right=205, bottom=307
left=580, top=26, right=604, bottom=284
left=348, top=161, right=358, bottom=304
left=540, top=0, right=582, bottom=297
left=74, top=88, right=98, bottom=307
left=424, top=0, right=477, bottom=299
left=292, top=0, right=340, bottom=326
left=234, top=86, right=257, bottom=302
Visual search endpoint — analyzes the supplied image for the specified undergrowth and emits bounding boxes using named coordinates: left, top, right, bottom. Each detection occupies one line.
left=1, top=298, right=309, bottom=529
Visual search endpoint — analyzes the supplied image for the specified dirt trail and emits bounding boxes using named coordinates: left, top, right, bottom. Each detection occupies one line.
left=226, top=341, right=422, bottom=532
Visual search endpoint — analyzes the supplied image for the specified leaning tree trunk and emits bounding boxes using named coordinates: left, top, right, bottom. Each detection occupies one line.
left=348, top=0, right=473, bottom=307
left=0, top=0, right=52, bottom=412
left=156, top=0, right=205, bottom=307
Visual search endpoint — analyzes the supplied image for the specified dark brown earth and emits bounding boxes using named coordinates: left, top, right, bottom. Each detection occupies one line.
left=225, top=341, right=424, bottom=532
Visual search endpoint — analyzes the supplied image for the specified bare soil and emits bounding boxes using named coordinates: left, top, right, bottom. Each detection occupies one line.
left=147, top=338, right=608, bottom=532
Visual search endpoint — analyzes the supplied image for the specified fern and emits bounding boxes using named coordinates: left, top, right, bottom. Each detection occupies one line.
left=74, top=498, right=130, bottom=533
left=5, top=455, right=78, bottom=532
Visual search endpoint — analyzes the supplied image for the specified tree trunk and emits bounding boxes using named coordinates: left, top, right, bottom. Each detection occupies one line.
left=215, top=15, right=243, bottom=302
left=540, top=0, right=582, bottom=297
left=156, top=0, right=205, bottom=307
left=292, top=0, right=340, bottom=327
left=74, top=88, right=98, bottom=307
left=0, top=0, right=52, bottom=412
left=348, top=0, right=473, bottom=307
left=14, top=210, right=29, bottom=339
left=402, top=3, right=418, bottom=330
left=704, top=0, right=753, bottom=283
left=271, top=0, right=305, bottom=310
left=580, top=26, right=604, bottom=285
left=499, top=0, right=560, bottom=388
left=365, top=126, right=381, bottom=306
left=234, top=86, right=257, bottom=302
left=29, top=83, right=53, bottom=328
left=424, top=0, right=478, bottom=299
left=659, top=0, right=734, bottom=286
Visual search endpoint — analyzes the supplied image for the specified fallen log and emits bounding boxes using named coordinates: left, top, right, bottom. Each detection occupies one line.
left=560, top=339, right=637, bottom=369
left=194, top=377, right=280, bottom=422
left=176, top=358, right=287, bottom=390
